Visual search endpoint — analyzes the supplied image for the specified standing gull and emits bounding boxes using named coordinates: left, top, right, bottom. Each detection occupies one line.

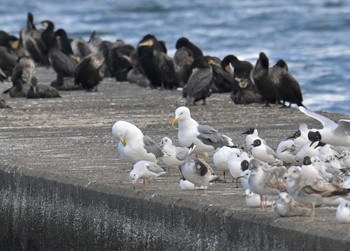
left=112, top=121, right=164, bottom=164
left=213, top=146, right=241, bottom=182
left=171, top=106, right=236, bottom=157
left=285, top=165, right=350, bottom=219
left=129, top=160, right=166, bottom=190
left=159, top=136, right=196, bottom=171
left=251, top=139, right=281, bottom=164
left=242, top=128, right=266, bottom=153
left=248, top=159, right=287, bottom=207
left=180, top=157, right=216, bottom=192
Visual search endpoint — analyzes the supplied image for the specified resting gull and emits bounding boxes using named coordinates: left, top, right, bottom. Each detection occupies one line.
left=112, top=120, right=164, bottom=164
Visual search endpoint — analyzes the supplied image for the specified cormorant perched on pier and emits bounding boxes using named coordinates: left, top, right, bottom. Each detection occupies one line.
left=41, top=20, right=55, bottom=51
left=271, top=59, right=305, bottom=107
left=3, top=56, right=35, bottom=97
left=222, top=55, right=262, bottom=104
left=137, top=34, right=178, bottom=89
left=175, top=37, right=203, bottom=60
left=48, top=47, right=79, bottom=89
left=207, top=56, right=233, bottom=93
left=74, top=53, right=104, bottom=91
left=54, top=28, right=73, bottom=55
left=173, top=47, right=193, bottom=86
left=251, top=52, right=279, bottom=106
left=182, top=56, right=213, bottom=105
left=27, top=77, right=61, bottom=99
left=107, top=40, right=135, bottom=81
left=0, top=44, right=19, bottom=81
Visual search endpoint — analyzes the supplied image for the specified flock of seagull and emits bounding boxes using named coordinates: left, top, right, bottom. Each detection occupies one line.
left=112, top=105, right=350, bottom=223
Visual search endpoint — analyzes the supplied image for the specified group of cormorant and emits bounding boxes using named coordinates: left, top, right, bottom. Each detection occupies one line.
left=0, top=12, right=305, bottom=108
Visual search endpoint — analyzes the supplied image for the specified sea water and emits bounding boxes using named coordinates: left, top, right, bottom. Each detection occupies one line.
left=1, top=0, right=349, bottom=114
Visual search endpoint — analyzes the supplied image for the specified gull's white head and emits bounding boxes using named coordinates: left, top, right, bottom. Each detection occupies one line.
left=112, top=121, right=130, bottom=146
left=341, top=150, right=350, bottom=158
left=244, top=189, right=254, bottom=197
left=160, top=137, right=173, bottom=148
left=284, top=165, right=301, bottom=182
left=279, top=140, right=295, bottom=153
left=277, top=192, right=292, bottom=204
left=172, top=106, right=191, bottom=126
left=129, top=169, right=139, bottom=184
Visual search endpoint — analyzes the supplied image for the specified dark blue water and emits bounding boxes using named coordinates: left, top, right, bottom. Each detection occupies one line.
left=1, top=0, right=349, bottom=114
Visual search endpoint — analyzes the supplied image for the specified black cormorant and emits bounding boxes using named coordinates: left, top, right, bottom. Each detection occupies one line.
left=251, top=52, right=279, bottom=106
left=173, top=47, right=193, bottom=86
left=206, top=56, right=233, bottom=93
left=222, top=55, right=262, bottom=104
left=74, top=53, right=104, bottom=91
left=48, top=47, right=79, bottom=90
left=27, top=77, right=61, bottom=98
left=175, top=37, right=203, bottom=60
left=182, top=56, right=213, bottom=105
left=271, top=59, right=304, bottom=107
left=107, top=40, right=135, bottom=81
left=3, top=56, right=35, bottom=97
left=137, top=34, right=178, bottom=89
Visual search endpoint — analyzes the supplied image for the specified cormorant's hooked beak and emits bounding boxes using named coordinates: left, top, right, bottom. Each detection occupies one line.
left=171, top=117, right=179, bottom=127
left=138, top=39, right=153, bottom=47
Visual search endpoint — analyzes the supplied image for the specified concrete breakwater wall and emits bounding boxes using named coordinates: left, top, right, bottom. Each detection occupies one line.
left=0, top=68, right=349, bottom=250
left=0, top=165, right=348, bottom=251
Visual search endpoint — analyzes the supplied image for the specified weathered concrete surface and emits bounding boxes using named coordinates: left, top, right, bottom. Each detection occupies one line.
left=0, top=67, right=349, bottom=250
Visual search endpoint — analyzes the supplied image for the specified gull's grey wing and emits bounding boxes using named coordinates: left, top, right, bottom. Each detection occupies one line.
left=146, top=162, right=165, bottom=174
left=143, top=135, right=164, bottom=158
left=266, top=145, right=277, bottom=157
left=299, top=107, right=337, bottom=129
left=265, top=165, right=287, bottom=182
left=197, top=125, right=230, bottom=148
left=175, top=146, right=192, bottom=161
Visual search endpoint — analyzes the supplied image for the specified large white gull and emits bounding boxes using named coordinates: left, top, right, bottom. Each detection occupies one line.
left=171, top=106, right=236, bottom=156
left=112, top=120, right=164, bottom=164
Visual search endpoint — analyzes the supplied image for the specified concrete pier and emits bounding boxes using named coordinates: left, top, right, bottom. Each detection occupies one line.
left=0, top=68, right=349, bottom=250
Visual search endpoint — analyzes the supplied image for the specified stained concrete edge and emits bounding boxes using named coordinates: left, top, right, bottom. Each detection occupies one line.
left=0, top=161, right=349, bottom=251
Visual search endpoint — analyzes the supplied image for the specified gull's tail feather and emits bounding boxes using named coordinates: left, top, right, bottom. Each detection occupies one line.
left=187, top=143, right=196, bottom=155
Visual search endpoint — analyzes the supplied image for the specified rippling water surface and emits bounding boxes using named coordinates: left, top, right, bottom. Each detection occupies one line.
left=1, top=0, right=349, bottom=114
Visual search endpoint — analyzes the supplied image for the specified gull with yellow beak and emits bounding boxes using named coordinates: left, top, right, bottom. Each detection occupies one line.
left=171, top=106, right=236, bottom=157
left=112, top=120, right=164, bottom=164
